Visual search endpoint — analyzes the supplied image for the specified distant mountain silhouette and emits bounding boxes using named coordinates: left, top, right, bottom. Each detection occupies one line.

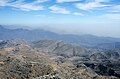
left=0, top=25, right=120, bottom=47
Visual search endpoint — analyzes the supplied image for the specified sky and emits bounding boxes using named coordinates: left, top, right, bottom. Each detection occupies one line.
left=0, top=0, right=120, bottom=37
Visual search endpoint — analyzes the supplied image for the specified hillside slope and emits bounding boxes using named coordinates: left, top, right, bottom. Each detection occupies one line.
left=0, top=39, right=119, bottom=79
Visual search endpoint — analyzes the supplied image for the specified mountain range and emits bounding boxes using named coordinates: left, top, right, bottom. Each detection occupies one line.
left=0, top=25, right=120, bottom=78
left=0, top=25, right=120, bottom=49
left=0, top=39, right=120, bottom=79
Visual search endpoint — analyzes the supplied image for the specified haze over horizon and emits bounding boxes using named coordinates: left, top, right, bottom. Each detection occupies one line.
left=1, top=24, right=120, bottom=38
left=0, top=0, right=120, bottom=38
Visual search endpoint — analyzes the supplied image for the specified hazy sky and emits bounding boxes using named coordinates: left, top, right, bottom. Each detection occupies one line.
left=0, top=0, right=120, bottom=37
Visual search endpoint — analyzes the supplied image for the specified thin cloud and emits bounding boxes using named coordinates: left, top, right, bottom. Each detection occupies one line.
left=10, top=2, right=44, bottom=11
left=0, top=0, right=11, bottom=6
left=57, top=0, right=82, bottom=3
left=111, top=5, right=120, bottom=13
left=75, top=1, right=110, bottom=11
left=36, top=0, right=49, bottom=3
left=95, top=0, right=111, bottom=2
left=0, top=0, right=47, bottom=11
left=49, top=5, right=70, bottom=14
left=0, top=0, right=120, bottom=16
left=73, top=12, right=83, bottom=16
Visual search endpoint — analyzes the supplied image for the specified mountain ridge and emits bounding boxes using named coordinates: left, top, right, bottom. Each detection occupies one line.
left=0, top=25, right=120, bottom=48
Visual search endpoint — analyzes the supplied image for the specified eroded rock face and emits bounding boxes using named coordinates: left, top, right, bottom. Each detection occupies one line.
left=32, top=40, right=120, bottom=79
left=32, top=40, right=90, bottom=58
left=0, top=40, right=119, bottom=79
left=0, top=41, right=58, bottom=79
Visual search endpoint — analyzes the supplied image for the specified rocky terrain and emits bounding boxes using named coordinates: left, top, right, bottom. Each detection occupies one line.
left=0, top=39, right=120, bottom=79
